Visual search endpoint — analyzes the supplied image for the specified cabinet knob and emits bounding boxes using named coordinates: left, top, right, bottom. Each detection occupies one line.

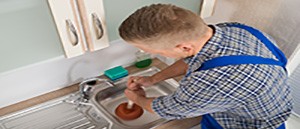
left=66, top=19, right=79, bottom=46
left=91, top=13, right=104, bottom=40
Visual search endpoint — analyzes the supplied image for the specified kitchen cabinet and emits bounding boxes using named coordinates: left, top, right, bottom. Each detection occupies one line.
left=200, top=0, right=216, bottom=18
left=48, top=0, right=109, bottom=58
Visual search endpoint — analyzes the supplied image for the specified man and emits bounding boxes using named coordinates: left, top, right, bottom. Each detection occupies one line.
left=119, top=4, right=293, bottom=129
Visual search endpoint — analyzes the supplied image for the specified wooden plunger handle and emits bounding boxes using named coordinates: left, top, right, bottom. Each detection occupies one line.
left=126, top=78, right=139, bottom=109
left=127, top=100, right=134, bottom=109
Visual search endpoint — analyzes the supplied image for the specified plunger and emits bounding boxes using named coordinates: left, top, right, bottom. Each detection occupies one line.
left=115, top=100, right=144, bottom=120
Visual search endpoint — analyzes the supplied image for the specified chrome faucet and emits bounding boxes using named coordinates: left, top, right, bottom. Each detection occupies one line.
left=79, top=78, right=114, bottom=101
left=65, top=77, right=115, bottom=108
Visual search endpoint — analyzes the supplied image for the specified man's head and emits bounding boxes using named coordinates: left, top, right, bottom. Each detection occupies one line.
left=119, top=4, right=211, bottom=59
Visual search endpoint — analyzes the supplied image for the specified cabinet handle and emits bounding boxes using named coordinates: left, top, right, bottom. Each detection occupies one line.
left=66, top=19, right=79, bottom=46
left=91, top=13, right=104, bottom=40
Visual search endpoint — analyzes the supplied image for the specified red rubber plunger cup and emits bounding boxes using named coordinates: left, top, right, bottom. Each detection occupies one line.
left=115, top=102, right=144, bottom=120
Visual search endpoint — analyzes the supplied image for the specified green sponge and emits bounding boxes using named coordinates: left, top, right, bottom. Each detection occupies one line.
left=104, top=66, right=128, bottom=81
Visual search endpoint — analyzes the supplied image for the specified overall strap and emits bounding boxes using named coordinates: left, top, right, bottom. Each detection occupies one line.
left=200, top=56, right=285, bottom=71
left=198, top=24, right=287, bottom=71
left=227, top=24, right=287, bottom=66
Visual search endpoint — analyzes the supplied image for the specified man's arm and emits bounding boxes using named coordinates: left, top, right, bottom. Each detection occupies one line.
left=151, top=59, right=188, bottom=83
left=136, top=97, right=155, bottom=113
left=127, top=59, right=188, bottom=90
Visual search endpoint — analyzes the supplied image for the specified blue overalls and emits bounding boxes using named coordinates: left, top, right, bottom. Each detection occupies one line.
left=198, top=24, right=287, bottom=129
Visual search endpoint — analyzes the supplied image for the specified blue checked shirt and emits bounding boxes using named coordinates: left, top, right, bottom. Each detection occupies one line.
left=152, top=23, right=293, bottom=129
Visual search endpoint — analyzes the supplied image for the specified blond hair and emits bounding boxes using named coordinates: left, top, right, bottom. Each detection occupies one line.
left=119, top=4, right=208, bottom=48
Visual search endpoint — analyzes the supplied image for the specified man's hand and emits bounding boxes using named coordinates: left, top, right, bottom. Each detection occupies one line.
left=124, top=88, right=146, bottom=102
left=124, top=88, right=155, bottom=113
left=126, top=76, right=155, bottom=90
left=126, top=59, right=188, bottom=91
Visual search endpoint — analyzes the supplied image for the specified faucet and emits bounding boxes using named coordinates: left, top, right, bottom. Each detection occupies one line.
left=64, top=77, right=115, bottom=108
left=79, top=78, right=115, bottom=101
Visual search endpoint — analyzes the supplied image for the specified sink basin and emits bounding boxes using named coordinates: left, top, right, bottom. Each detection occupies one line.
left=91, top=67, right=179, bottom=129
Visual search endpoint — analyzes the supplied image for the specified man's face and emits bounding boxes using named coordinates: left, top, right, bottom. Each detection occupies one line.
left=130, top=42, right=190, bottom=59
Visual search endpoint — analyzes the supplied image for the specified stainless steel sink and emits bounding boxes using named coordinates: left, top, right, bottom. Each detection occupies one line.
left=91, top=67, right=179, bottom=129
left=0, top=67, right=180, bottom=129
left=0, top=93, right=111, bottom=129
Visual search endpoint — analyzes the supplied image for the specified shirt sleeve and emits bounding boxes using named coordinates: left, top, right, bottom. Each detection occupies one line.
left=183, top=56, right=193, bottom=65
left=151, top=66, right=241, bottom=120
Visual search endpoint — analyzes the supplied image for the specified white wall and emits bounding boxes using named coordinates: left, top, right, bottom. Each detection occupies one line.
left=204, top=0, right=300, bottom=58
left=0, top=40, right=138, bottom=108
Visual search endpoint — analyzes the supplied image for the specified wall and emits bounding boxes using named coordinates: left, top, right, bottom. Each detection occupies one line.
left=204, top=0, right=300, bottom=59
left=0, top=40, right=138, bottom=108
left=287, top=41, right=300, bottom=116
left=0, top=0, right=64, bottom=73
left=0, top=0, right=201, bottom=73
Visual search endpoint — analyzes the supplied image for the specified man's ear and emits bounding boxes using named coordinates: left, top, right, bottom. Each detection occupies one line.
left=175, top=43, right=194, bottom=54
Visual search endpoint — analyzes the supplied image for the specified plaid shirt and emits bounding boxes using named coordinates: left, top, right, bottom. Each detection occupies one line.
left=152, top=23, right=293, bottom=129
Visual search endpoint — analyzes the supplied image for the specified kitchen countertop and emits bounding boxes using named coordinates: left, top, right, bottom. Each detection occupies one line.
left=0, top=58, right=202, bottom=129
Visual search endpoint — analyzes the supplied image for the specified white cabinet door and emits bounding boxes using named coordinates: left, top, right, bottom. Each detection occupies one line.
left=200, top=0, right=217, bottom=18
left=77, top=0, right=109, bottom=52
left=48, top=0, right=85, bottom=58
